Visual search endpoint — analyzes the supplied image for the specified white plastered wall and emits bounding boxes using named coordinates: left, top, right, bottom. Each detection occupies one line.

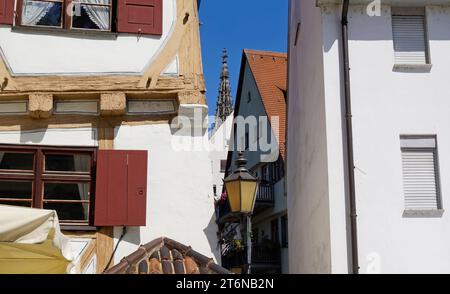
left=0, top=0, right=177, bottom=75
left=112, top=123, right=220, bottom=262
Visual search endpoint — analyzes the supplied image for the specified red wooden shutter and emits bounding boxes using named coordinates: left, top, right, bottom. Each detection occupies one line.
left=0, top=0, right=14, bottom=25
left=94, top=150, right=148, bottom=226
left=117, top=0, right=162, bottom=35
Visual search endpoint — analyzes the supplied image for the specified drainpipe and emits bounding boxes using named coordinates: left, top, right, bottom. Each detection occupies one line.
left=341, top=0, right=359, bottom=274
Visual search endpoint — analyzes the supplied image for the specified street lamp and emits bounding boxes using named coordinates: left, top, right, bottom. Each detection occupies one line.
left=224, top=152, right=258, bottom=274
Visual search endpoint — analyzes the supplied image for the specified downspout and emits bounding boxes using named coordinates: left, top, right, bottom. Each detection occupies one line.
left=341, top=0, right=359, bottom=274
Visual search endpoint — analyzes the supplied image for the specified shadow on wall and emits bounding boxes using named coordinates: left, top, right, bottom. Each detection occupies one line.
left=17, top=126, right=98, bottom=145
left=203, top=212, right=221, bottom=262
left=322, top=5, right=450, bottom=54
left=170, top=122, right=208, bottom=137
left=20, top=127, right=47, bottom=144
left=119, top=226, right=142, bottom=246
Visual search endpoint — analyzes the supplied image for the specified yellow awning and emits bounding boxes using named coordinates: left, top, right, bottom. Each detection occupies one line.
left=0, top=238, right=70, bottom=274
left=0, top=205, right=74, bottom=274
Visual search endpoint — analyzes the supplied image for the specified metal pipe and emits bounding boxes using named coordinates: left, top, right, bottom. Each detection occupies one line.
left=341, top=0, right=359, bottom=274
left=247, top=215, right=252, bottom=274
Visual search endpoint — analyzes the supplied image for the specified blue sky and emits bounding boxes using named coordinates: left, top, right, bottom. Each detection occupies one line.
left=199, top=0, right=288, bottom=116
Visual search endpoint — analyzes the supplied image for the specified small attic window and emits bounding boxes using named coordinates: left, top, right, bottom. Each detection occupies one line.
left=127, top=99, right=176, bottom=115
left=54, top=100, right=99, bottom=115
left=0, top=101, right=28, bottom=115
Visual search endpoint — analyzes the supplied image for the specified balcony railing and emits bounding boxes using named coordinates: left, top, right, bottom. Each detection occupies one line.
left=221, top=242, right=281, bottom=272
left=251, top=243, right=281, bottom=265
left=255, top=182, right=275, bottom=205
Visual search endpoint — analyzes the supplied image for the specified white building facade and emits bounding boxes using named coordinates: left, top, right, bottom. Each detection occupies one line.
left=288, top=0, right=450, bottom=274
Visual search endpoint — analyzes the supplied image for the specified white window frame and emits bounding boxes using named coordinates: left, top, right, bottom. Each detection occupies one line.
left=400, top=135, right=444, bottom=217
left=391, top=7, right=431, bottom=70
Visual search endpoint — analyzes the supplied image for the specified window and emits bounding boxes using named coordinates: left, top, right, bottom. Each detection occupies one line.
left=220, top=159, right=227, bottom=173
left=261, top=159, right=284, bottom=184
left=0, top=145, right=96, bottom=225
left=392, top=8, right=430, bottom=65
left=19, top=0, right=112, bottom=31
left=14, top=0, right=163, bottom=34
left=127, top=99, right=176, bottom=115
left=0, top=100, right=28, bottom=115
left=271, top=219, right=279, bottom=244
left=261, top=164, right=271, bottom=183
left=54, top=100, right=99, bottom=115
left=245, top=131, right=249, bottom=150
left=272, top=158, right=284, bottom=183
left=281, top=215, right=288, bottom=248
left=401, top=136, right=441, bottom=211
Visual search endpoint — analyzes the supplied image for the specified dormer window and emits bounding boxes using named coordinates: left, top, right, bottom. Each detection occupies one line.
left=19, top=0, right=112, bottom=31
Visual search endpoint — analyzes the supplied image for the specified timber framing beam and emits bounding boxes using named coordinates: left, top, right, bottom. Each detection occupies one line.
left=0, top=0, right=206, bottom=106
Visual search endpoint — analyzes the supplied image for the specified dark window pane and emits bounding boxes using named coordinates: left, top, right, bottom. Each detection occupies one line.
left=72, top=4, right=110, bottom=31
left=0, top=181, right=33, bottom=200
left=0, top=201, right=32, bottom=207
left=22, top=1, right=62, bottom=27
left=220, top=160, right=227, bottom=173
left=45, top=154, right=91, bottom=173
left=281, top=215, right=288, bottom=248
left=0, top=152, right=34, bottom=171
left=44, top=182, right=89, bottom=201
left=44, top=202, right=88, bottom=221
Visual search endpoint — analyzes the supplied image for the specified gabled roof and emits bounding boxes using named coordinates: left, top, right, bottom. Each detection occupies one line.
left=237, top=49, right=287, bottom=160
left=105, top=237, right=231, bottom=274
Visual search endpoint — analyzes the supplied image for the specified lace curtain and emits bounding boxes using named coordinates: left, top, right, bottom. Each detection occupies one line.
left=22, top=1, right=54, bottom=26
left=82, top=0, right=110, bottom=30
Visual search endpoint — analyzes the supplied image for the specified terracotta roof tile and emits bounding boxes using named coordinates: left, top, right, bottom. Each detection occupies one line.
left=244, top=49, right=287, bottom=160
left=105, top=237, right=231, bottom=275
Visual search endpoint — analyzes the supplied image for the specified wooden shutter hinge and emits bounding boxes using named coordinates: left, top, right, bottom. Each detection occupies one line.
left=137, top=28, right=142, bottom=41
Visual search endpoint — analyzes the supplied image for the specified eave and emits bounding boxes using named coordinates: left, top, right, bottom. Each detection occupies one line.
left=317, top=0, right=450, bottom=6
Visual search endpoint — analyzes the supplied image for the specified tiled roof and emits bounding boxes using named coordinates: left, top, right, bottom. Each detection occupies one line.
left=244, top=49, right=287, bottom=160
left=105, top=237, right=231, bottom=274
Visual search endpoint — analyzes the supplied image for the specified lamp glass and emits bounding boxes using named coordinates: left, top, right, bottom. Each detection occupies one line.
left=225, top=180, right=241, bottom=213
left=240, top=181, right=258, bottom=214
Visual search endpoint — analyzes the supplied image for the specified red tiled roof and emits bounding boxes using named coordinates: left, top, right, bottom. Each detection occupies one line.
left=105, top=237, right=231, bottom=274
left=244, top=49, right=287, bottom=160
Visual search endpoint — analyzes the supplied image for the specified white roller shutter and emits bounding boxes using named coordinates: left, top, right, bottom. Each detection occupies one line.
left=392, top=15, right=428, bottom=64
left=401, top=149, right=439, bottom=210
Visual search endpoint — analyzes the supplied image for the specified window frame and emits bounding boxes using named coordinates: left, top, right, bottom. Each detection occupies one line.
left=391, top=7, right=431, bottom=67
left=53, top=99, right=100, bottom=116
left=281, top=214, right=288, bottom=248
left=400, top=135, right=443, bottom=214
left=16, top=0, right=113, bottom=32
left=0, top=144, right=97, bottom=226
